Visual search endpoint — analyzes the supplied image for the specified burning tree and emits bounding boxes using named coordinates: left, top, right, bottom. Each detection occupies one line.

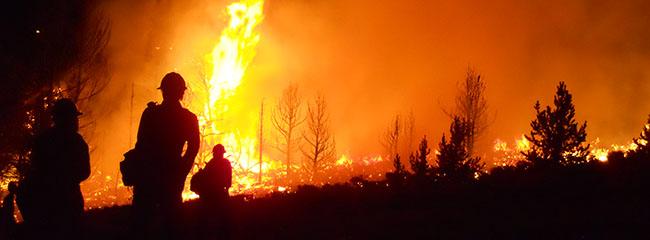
left=523, top=81, right=589, bottom=167
left=181, top=0, right=266, bottom=198
left=445, top=68, right=490, bottom=156
left=301, top=94, right=336, bottom=182
left=436, top=117, right=484, bottom=182
left=272, top=83, right=304, bottom=179
left=381, top=114, right=401, bottom=162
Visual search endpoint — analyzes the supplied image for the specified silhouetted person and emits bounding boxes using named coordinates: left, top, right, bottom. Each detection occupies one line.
left=0, top=182, right=17, bottom=238
left=131, top=72, right=200, bottom=239
left=16, top=98, right=90, bottom=238
left=195, top=144, right=232, bottom=201
left=192, top=144, right=232, bottom=239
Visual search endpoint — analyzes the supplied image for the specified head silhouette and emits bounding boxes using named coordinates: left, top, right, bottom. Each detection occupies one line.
left=213, top=144, right=226, bottom=159
left=159, top=72, right=187, bottom=102
left=51, top=98, right=81, bottom=132
left=7, top=181, right=17, bottom=194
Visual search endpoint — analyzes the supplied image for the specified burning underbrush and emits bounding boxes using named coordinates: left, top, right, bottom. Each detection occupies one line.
left=2, top=0, right=650, bottom=214
left=73, top=135, right=646, bottom=209
left=78, top=154, right=387, bottom=208
left=492, top=135, right=641, bottom=167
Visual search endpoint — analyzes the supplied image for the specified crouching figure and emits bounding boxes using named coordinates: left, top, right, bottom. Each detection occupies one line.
left=191, top=144, right=232, bottom=239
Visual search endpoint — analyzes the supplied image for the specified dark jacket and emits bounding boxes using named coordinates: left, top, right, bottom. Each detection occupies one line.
left=134, top=101, right=200, bottom=192
left=195, top=157, right=232, bottom=201
left=18, top=127, right=90, bottom=223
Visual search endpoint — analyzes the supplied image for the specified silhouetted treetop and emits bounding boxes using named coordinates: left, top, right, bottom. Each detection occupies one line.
left=409, top=136, right=431, bottom=179
left=524, top=81, right=589, bottom=167
left=436, top=117, right=484, bottom=182
left=628, top=114, right=650, bottom=161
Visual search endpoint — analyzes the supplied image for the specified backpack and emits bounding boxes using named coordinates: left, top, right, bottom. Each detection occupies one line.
left=120, top=102, right=157, bottom=187
left=190, top=167, right=209, bottom=196
left=120, top=149, right=144, bottom=186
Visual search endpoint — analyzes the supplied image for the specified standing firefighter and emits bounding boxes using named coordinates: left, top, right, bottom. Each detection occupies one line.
left=16, top=98, right=90, bottom=238
left=131, top=72, right=200, bottom=238
left=0, top=182, right=18, bottom=238
left=191, top=144, right=232, bottom=239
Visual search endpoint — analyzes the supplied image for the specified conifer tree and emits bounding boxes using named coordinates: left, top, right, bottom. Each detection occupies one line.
left=392, top=154, right=406, bottom=176
left=436, top=117, right=484, bottom=182
left=386, top=153, right=407, bottom=188
left=409, top=136, right=431, bottom=179
left=629, top=115, right=650, bottom=160
left=523, top=82, right=589, bottom=166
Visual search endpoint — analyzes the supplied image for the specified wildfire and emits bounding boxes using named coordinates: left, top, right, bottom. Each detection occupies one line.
left=492, top=135, right=529, bottom=167
left=493, top=135, right=641, bottom=165
left=182, top=0, right=266, bottom=201
left=336, top=154, right=353, bottom=167
left=589, top=138, right=638, bottom=162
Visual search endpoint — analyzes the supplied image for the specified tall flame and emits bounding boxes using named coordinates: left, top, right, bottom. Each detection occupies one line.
left=184, top=0, right=266, bottom=200
left=206, top=0, right=263, bottom=104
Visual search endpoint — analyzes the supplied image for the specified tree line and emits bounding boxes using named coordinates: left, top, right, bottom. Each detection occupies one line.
left=383, top=69, right=650, bottom=188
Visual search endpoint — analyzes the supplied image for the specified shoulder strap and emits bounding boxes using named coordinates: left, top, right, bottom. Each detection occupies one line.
left=147, top=101, right=158, bottom=109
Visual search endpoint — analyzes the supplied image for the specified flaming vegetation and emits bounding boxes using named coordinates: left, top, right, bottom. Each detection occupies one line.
left=5, top=1, right=650, bottom=211
left=183, top=0, right=268, bottom=200
left=70, top=76, right=650, bottom=208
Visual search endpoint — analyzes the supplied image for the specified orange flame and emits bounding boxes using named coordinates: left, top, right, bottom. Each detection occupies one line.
left=184, top=0, right=266, bottom=201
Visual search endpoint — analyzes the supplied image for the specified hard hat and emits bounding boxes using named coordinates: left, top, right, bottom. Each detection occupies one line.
left=51, top=98, right=82, bottom=117
left=158, top=72, right=187, bottom=91
left=213, top=144, right=226, bottom=154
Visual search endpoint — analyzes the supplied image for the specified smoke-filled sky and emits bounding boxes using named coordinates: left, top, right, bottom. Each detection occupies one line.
left=87, top=0, right=650, bottom=172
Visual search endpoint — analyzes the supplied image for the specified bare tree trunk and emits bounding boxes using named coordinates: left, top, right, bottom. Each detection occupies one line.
left=271, top=83, right=304, bottom=181
left=445, top=67, right=489, bottom=156
left=301, top=94, right=335, bottom=182
left=381, top=114, right=401, bottom=162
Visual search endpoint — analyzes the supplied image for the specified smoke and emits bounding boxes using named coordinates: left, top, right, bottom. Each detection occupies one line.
left=84, top=0, right=650, bottom=183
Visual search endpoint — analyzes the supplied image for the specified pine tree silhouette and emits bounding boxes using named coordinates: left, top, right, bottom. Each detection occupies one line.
left=409, top=136, right=431, bottom=180
left=392, top=154, right=406, bottom=176
left=629, top=115, right=650, bottom=160
left=386, top=154, right=407, bottom=189
left=523, top=81, right=589, bottom=167
left=436, top=117, right=484, bottom=182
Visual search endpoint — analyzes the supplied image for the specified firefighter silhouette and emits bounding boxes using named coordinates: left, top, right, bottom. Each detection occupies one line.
left=131, top=72, right=200, bottom=238
left=192, top=144, right=232, bottom=239
left=0, top=182, right=17, bottom=238
left=16, top=98, right=90, bottom=238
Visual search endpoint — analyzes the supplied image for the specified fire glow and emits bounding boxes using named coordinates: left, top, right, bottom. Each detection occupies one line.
left=16, top=0, right=648, bottom=210
left=183, top=0, right=267, bottom=200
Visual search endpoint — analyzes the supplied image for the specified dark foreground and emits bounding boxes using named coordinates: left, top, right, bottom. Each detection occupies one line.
left=11, top=163, right=650, bottom=239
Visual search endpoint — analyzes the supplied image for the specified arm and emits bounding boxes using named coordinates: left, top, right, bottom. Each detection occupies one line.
left=75, top=138, right=91, bottom=182
left=182, top=114, right=200, bottom=175
left=135, top=102, right=156, bottom=150
left=226, top=161, right=232, bottom=189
